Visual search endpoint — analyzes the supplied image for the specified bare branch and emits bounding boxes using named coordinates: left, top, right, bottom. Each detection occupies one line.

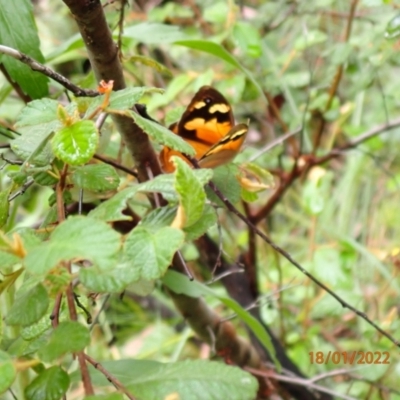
left=0, top=45, right=98, bottom=97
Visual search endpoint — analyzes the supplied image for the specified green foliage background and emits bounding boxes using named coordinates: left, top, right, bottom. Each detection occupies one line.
left=1, top=0, right=400, bottom=399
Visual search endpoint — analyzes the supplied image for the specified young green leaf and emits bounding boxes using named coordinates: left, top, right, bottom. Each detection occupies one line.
left=25, top=366, right=70, bottom=400
left=52, top=120, right=99, bottom=166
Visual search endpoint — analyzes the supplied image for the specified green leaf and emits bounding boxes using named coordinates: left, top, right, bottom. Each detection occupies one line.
left=184, top=204, right=217, bottom=240
left=127, top=110, right=195, bottom=156
left=163, top=270, right=280, bottom=370
left=0, top=0, right=48, bottom=98
left=40, top=321, right=90, bottom=361
left=124, top=22, right=187, bottom=43
left=15, top=99, right=59, bottom=129
left=21, top=312, right=52, bottom=341
left=72, top=164, right=120, bottom=192
left=52, top=120, right=99, bottom=166
left=173, top=157, right=206, bottom=228
left=33, top=171, right=59, bottom=186
left=0, top=190, right=9, bottom=228
left=123, top=226, right=184, bottom=280
left=0, top=350, right=16, bottom=394
left=206, top=165, right=241, bottom=205
left=137, top=168, right=213, bottom=203
left=25, top=216, right=121, bottom=274
left=11, top=99, right=66, bottom=166
left=85, top=86, right=158, bottom=117
left=6, top=284, right=49, bottom=327
left=174, top=39, right=265, bottom=102
left=88, top=359, right=258, bottom=400
left=89, top=187, right=138, bottom=222
left=140, top=207, right=176, bottom=232
left=80, top=263, right=138, bottom=293
left=25, top=366, right=70, bottom=400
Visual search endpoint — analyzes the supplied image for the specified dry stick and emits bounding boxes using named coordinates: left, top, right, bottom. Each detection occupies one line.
left=55, top=165, right=95, bottom=396
left=84, top=354, right=136, bottom=400
left=206, top=180, right=400, bottom=347
left=0, top=45, right=98, bottom=97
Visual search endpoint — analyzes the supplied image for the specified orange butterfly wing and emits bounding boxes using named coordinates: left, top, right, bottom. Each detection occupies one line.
left=159, top=86, right=246, bottom=172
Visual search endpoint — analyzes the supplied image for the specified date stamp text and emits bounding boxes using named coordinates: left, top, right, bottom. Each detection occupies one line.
left=309, top=351, right=390, bottom=365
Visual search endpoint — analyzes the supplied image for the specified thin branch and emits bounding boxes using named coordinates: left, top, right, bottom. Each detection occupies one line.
left=93, top=153, right=138, bottom=178
left=206, top=180, right=400, bottom=348
left=246, top=367, right=357, bottom=400
left=84, top=354, right=136, bottom=400
left=8, top=179, right=34, bottom=201
left=0, top=64, right=31, bottom=103
left=50, top=293, right=63, bottom=328
left=56, top=164, right=94, bottom=396
left=0, top=45, right=98, bottom=97
left=249, top=127, right=301, bottom=162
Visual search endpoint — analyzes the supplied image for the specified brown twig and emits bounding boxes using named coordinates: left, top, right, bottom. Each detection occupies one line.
left=0, top=64, right=31, bottom=103
left=93, top=153, right=139, bottom=178
left=0, top=45, right=98, bottom=97
left=84, top=354, right=136, bottom=400
left=56, top=164, right=94, bottom=396
left=50, top=293, right=63, bottom=328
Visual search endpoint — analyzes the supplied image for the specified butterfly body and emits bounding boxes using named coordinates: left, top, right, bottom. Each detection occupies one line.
left=159, top=86, right=248, bottom=172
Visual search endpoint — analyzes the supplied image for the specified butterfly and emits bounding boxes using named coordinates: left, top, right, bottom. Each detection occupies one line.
left=159, top=86, right=248, bottom=172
